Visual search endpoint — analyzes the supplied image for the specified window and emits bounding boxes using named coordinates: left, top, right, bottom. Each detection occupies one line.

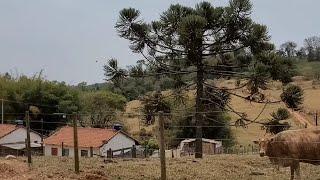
left=81, top=150, right=88, bottom=157
left=62, top=148, right=69, bottom=157
left=51, top=148, right=58, bottom=156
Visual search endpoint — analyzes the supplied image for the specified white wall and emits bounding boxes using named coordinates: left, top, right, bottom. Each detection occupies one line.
left=100, top=133, right=136, bottom=156
left=44, top=144, right=100, bottom=157
left=44, top=144, right=62, bottom=156
left=44, top=132, right=136, bottom=157
left=0, top=128, right=42, bottom=146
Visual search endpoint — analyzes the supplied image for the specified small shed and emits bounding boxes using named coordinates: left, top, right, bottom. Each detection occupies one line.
left=178, top=138, right=222, bottom=156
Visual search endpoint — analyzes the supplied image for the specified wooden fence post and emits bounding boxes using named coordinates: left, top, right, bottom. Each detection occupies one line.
left=107, top=148, right=112, bottom=158
left=144, top=146, right=147, bottom=158
left=26, top=111, right=32, bottom=168
left=159, top=111, right=166, bottom=180
left=90, top=147, right=93, bottom=157
left=61, top=142, right=64, bottom=156
left=315, top=111, right=318, bottom=126
left=1, top=99, right=4, bottom=124
left=73, top=113, right=79, bottom=173
left=132, top=145, right=136, bottom=158
left=121, top=148, right=125, bottom=158
left=251, top=145, right=254, bottom=154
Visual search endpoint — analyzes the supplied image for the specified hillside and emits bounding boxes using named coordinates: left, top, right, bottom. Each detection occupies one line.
left=123, top=77, right=320, bottom=146
left=295, top=60, right=320, bottom=80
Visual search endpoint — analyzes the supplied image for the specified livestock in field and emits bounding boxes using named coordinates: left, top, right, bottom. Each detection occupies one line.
left=254, top=128, right=320, bottom=180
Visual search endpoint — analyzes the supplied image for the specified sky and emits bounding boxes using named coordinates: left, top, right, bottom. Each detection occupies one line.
left=0, top=0, right=319, bottom=85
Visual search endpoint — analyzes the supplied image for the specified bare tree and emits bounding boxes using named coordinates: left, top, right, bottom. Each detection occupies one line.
left=304, top=36, right=320, bottom=61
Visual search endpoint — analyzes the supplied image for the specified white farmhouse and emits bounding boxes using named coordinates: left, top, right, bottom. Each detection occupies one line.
left=0, top=124, right=42, bottom=156
left=43, top=126, right=139, bottom=157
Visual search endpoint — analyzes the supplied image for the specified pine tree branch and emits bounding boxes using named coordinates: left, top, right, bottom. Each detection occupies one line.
left=203, top=83, right=281, bottom=104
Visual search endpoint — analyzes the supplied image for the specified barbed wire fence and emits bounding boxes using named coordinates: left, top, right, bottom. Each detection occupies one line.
left=0, top=98, right=320, bottom=180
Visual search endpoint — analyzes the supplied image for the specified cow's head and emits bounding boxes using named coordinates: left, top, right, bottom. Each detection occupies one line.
left=253, top=137, right=273, bottom=157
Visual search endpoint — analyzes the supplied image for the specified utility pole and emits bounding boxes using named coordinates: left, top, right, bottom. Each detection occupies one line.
left=62, top=142, right=64, bottom=156
left=315, top=111, right=318, bottom=126
left=195, top=114, right=203, bottom=158
left=1, top=99, right=4, bottom=124
left=41, top=118, right=44, bottom=155
left=26, top=111, right=32, bottom=168
left=73, top=113, right=80, bottom=173
left=159, top=111, right=166, bottom=180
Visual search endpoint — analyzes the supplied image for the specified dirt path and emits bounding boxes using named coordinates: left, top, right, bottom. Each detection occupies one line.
left=289, top=109, right=314, bottom=127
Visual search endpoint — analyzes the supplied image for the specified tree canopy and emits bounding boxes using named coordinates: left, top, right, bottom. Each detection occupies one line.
left=0, top=73, right=79, bottom=133
left=79, top=91, right=126, bottom=128
left=281, top=84, right=304, bottom=109
left=109, top=0, right=287, bottom=158
left=0, top=73, right=127, bottom=134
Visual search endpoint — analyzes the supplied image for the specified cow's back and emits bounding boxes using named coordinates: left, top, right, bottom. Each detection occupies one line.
left=268, top=128, right=320, bottom=165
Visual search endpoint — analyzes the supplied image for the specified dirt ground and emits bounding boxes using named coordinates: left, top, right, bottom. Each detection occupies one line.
left=1, top=155, right=320, bottom=180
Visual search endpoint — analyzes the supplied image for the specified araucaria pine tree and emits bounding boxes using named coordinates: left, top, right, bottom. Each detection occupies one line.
left=109, top=0, right=280, bottom=158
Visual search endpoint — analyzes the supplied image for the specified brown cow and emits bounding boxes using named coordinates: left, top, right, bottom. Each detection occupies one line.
left=254, top=128, right=320, bottom=180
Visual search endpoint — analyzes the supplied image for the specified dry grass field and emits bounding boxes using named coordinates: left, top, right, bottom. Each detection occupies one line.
left=1, top=78, right=319, bottom=180
left=1, top=155, right=320, bottom=180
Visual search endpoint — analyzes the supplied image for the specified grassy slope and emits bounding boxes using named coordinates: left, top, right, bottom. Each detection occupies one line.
left=216, top=79, right=298, bottom=146
left=124, top=100, right=158, bottom=136
left=123, top=78, right=320, bottom=146
left=230, top=78, right=320, bottom=145
left=295, top=60, right=320, bottom=79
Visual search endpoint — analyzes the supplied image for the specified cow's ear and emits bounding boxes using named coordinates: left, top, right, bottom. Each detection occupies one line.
left=253, top=140, right=259, bottom=144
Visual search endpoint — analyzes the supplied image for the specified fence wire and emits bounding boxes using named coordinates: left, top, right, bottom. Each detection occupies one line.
left=0, top=107, right=320, bottom=179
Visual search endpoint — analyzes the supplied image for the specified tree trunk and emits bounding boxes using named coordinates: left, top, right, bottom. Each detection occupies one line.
left=195, top=62, right=204, bottom=158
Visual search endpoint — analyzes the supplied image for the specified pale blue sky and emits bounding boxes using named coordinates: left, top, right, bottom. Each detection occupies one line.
left=0, top=0, right=319, bottom=84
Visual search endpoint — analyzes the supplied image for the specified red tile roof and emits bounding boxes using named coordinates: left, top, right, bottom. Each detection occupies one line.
left=0, top=124, right=18, bottom=139
left=44, top=126, right=120, bottom=148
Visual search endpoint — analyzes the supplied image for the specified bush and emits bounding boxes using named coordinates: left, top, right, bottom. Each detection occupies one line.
left=269, top=57, right=296, bottom=84
left=280, top=84, right=303, bottom=109
left=263, top=108, right=291, bottom=134
left=263, top=121, right=290, bottom=134
left=142, top=139, right=159, bottom=155
left=271, top=108, right=290, bottom=120
left=139, top=128, right=153, bottom=140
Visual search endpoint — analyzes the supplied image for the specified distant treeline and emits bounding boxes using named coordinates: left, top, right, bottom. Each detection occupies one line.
left=0, top=73, right=126, bottom=134
left=277, top=36, right=320, bottom=61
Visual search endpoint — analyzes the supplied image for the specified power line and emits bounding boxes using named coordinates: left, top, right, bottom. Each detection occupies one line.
left=0, top=98, right=60, bottom=109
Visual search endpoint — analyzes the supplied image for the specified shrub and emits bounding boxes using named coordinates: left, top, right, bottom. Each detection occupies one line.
left=271, top=108, right=290, bottom=120
left=263, top=108, right=291, bottom=134
left=280, top=84, right=303, bottom=109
